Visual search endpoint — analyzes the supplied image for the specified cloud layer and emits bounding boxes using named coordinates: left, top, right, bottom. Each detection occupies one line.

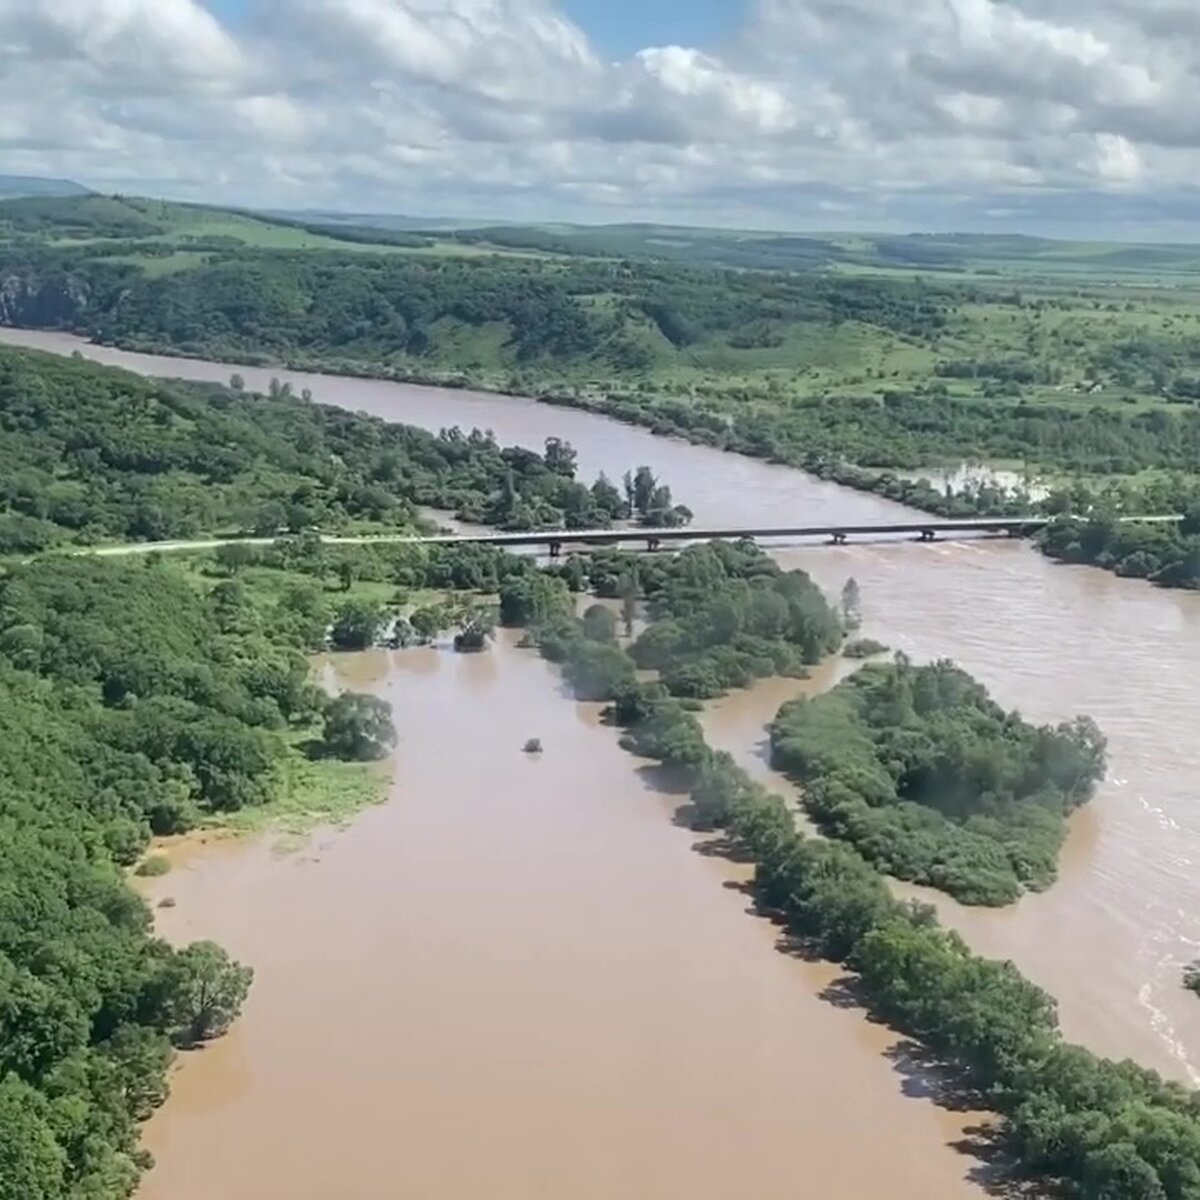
left=2, top=0, right=1199, bottom=233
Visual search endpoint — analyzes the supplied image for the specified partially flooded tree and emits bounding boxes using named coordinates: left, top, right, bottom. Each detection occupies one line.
left=841, top=577, right=862, bottom=632
left=162, top=942, right=253, bottom=1047
left=322, top=692, right=397, bottom=761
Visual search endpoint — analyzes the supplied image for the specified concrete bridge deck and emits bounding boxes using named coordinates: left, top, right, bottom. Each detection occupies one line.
left=87, top=514, right=1179, bottom=558
left=410, top=514, right=1178, bottom=552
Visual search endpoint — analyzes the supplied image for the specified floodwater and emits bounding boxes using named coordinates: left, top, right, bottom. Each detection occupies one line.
left=7, top=329, right=1200, bottom=1191
left=135, top=639, right=983, bottom=1200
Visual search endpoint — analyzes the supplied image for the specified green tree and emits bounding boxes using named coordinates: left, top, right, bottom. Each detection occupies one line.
left=330, top=600, right=383, bottom=650
left=0, top=1077, right=64, bottom=1200
left=543, top=436, right=578, bottom=478
left=591, top=473, right=626, bottom=519
left=321, top=692, right=397, bottom=761
left=630, top=466, right=657, bottom=516
left=161, top=941, right=253, bottom=1046
left=841, top=577, right=862, bottom=631
left=215, top=542, right=257, bottom=576
left=582, top=603, right=618, bottom=643
left=408, top=605, right=445, bottom=642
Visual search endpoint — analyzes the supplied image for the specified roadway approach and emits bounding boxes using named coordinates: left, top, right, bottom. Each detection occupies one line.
left=88, top=515, right=1180, bottom=558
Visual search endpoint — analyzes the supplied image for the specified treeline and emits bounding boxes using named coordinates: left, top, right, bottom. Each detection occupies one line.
left=1039, top=508, right=1200, bottom=589
left=544, top=389, right=1200, bottom=593
left=551, top=387, right=1200, bottom=476
left=0, top=240, right=956, bottom=370
left=769, top=658, right=1107, bottom=904
left=0, top=347, right=682, bottom=552
left=502, top=547, right=1200, bottom=1197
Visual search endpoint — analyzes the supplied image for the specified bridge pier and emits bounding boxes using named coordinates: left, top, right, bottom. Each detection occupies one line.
left=919, top=528, right=936, bottom=541
left=829, top=531, right=847, bottom=545
left=646, top=536, right=661, bottom=552
left=548, top=540, right=562, bottom=558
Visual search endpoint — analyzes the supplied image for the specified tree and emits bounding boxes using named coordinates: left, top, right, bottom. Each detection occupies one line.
left=543, top=436, right=578, bottom=478
left=338, top=560, right=355, bottom=592
left=330, top=599, right=383, bottom=650
left=591, top=473, right=625, bottom=519
left=215, top=542, right=257, bottom=575
left=582, top=603, right=617, bottom=643
left=618, top=572, right=639, bottom=637
left=321, top=691, right=397, bottom=761
left=499, top=574, right=570, bottom=627
left=564, top=641, right=636, bottom=701
left=161, top=941, right=253, bottom=1046
left=841, top=577, right=862, bottom=631
left=453, top=608, right=493, bottom=652
left=251, top=500, right=288, bottom=537
left=630, top=466, right=658, bottom=516
left=408, top=605, right=445, bottom=642
left=0, top=1077, right=64, bottom=1200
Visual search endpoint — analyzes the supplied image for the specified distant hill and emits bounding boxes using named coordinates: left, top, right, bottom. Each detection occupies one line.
left=265, top=208, right=488, bottom=233
left=0, top=175, right=90, bottom=201
left=0, top=193, right=427, bottom=252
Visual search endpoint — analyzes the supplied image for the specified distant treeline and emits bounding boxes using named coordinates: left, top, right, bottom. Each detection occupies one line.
left=0, top=241, right=954, bottom=368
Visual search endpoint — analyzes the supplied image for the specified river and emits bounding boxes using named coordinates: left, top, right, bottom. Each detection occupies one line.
left=6, top=328, right=1200, bottom=1193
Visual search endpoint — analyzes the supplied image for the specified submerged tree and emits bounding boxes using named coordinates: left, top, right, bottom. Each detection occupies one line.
left=330, top=599, right=383, bottom=650
left=841, top=577, right=862, bottom=632
left=321, top=692, right=397, bottom=762
left=161, top=941, right=254, bottom=1047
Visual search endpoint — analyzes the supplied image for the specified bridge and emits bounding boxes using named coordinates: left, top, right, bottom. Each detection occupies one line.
left=87, top=514, right=1179, bottom=559
left=390, top=514, right=1179, bottom=556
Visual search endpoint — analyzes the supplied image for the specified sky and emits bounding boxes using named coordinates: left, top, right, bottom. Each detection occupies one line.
left=3, top=0, right=1200, bottom=237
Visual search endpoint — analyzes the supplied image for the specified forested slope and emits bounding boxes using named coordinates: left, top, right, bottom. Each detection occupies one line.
left=0, top=553, right=315, bottom=1197
left=0, top=347, right=673, bottom=553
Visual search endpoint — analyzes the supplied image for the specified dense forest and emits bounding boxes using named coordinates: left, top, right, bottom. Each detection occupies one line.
left=514, top=541, right=844, bottom=705
left=1039, top=507, right=1200, bottom=587
left=0, top=347, right=682, bottom=553
left=0, top=553, right=326, bottom=1197
left=769, top=658, right=1107, bottom=904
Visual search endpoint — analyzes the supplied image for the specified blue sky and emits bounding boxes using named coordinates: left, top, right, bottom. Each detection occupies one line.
left=560, top=0, right=741, bottom=56
left=201, top=0, right=741, bottom=55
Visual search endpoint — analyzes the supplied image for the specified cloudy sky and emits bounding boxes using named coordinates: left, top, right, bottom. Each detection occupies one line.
left=3, top=0, right=1200, bottom=236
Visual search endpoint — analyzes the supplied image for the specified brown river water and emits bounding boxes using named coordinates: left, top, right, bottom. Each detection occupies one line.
left=5, top=328, right=1200, bottom=1195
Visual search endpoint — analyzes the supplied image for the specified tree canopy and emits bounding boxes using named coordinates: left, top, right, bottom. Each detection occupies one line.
left=770, top=657, right=1107, bottom=904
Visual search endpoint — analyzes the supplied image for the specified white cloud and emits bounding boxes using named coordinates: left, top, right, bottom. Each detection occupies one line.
left=1, top=0, right=1200, bottom=232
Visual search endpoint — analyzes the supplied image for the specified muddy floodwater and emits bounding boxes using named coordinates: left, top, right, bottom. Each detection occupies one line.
left=7, top=329, right=1200, bottom=1193
left=135, top=639, right=982, bottom=1200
